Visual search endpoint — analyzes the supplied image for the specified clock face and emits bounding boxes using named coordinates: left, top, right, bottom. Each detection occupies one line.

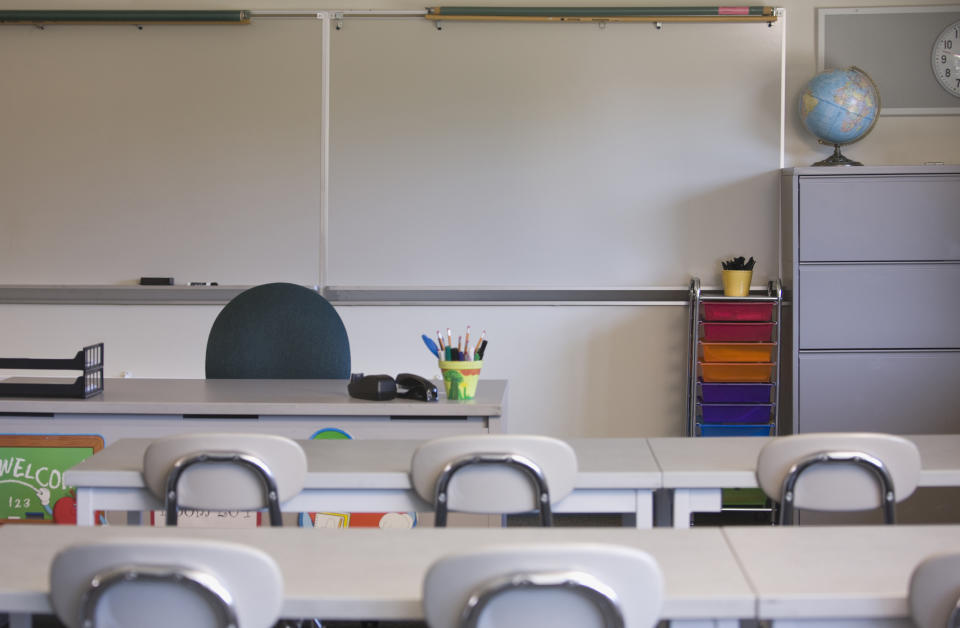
left=932, top=19, right=960, bottom=97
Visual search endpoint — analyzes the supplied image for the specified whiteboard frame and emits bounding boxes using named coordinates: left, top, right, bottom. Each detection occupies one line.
left=817, top=5, right=960, bottom=116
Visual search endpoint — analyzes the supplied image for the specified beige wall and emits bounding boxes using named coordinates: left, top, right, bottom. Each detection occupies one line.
left=2, top=0, right=958, bottom=437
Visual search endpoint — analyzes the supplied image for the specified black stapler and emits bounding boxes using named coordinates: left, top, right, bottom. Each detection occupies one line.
left=347, top=373, right=397, bottom=401
left=396, top=373, right=438, bottom=402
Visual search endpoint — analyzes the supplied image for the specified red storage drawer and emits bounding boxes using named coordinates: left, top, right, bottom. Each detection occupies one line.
left=702, top=302, right=774, bottom=322
left=701, top=322, right=774, bottom=342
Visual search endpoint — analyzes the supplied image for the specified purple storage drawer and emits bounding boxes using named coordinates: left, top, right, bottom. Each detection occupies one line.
left=699, top=403, right=773, bottom=424
left=700, top=382, right=773, bottom=404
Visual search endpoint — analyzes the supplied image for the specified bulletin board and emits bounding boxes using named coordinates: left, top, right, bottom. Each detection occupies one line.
left=818, top=6, right=960, bottom=115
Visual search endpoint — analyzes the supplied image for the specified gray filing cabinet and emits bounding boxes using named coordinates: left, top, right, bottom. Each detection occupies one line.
left=780, top=165, right=960, bottom=435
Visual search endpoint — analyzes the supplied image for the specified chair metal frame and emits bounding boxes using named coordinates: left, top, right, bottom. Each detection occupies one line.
left=778, top=449, right=897, bottom=525
left=434, top=452, right=552, bottom=527
left=164, top=451, right=283, bottom=527
left=79, top=563, right=239, bottom=628
left=950, top=602, right=960, bottom=628
left=460, top=570, right=625, bottom=628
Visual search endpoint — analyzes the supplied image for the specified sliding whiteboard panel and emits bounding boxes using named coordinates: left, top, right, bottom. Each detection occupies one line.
left=0, top=19, right=324, bottom=286
left=328, top=18, right=782, bottom=288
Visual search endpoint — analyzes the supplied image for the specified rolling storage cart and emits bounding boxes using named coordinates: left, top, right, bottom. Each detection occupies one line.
left=685, top=277, right=781, bottom=522
left=686, top=278, right=781, bottom=437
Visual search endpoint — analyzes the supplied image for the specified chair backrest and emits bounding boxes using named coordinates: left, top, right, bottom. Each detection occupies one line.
left=50, top=537, right=283, bottom=628
left=423, top=544, right=663, bottom=628
left=205, top=282, right=350, bottom=379
left=410, top=435, right=577, bottom=526
left=143, top=433, right=307, bottom=526
left=910, top=553, right=960, bottom=628
left=756, top=432, right=921, bottom=524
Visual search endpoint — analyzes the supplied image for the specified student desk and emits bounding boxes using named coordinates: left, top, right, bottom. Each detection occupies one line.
left=64, top=437, right=662, bottom=527
left=650, top=435, right=960, bottom=528
left=725, top=524, right=960, bottom=626
left=0, top=525, right=751, bottom=628
left=0, top=378, right=508, bottom=442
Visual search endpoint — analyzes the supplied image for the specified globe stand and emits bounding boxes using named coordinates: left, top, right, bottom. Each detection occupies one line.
left=813, top=143, right=862, bottom=167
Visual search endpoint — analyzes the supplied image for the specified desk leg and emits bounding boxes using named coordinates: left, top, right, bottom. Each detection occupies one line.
left=76, top=487, right=95, bottom=527
left=9, top=612, right=32, bottom=628
left=671, top=488, right=722, bottom=528
left=635, top=489, right=653, bottom=529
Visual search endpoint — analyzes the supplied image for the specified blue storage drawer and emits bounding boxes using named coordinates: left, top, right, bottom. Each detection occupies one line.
left=698, top=423, right=773, bottom=437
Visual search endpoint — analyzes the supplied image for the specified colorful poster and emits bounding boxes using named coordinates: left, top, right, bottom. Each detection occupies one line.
left=0, top=435, right=103, bottom=523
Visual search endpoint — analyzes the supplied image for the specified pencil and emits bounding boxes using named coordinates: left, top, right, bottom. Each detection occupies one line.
left=436, top=330, right=445, bottom=351
left=464, top=326, right=471, bottom=355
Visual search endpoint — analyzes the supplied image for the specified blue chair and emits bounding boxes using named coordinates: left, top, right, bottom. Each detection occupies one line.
left=205, top=282, right=350, bottom=379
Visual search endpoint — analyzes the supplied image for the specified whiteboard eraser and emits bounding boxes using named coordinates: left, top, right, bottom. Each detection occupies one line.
left=139, top=277, right=174, bottom=285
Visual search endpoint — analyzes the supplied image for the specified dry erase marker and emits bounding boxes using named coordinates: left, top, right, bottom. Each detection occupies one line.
left=421, top=334, right=440, bottom=358
left=477, top=339, right=488, bottom=360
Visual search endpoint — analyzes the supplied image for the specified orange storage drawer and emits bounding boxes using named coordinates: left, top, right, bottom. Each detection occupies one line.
left=701, top=343, right=775, bottom=363
left=699, top=362, right=774, bottom=382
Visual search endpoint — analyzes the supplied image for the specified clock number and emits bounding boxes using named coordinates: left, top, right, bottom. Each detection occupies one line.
left=948, top=69, right=953, bottom=78
left=946, top=40, right=954, bottom=50
left=944, top=55, right=949, bottom=64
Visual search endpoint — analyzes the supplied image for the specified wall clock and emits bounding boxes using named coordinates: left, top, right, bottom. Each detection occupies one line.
left=932, top=19, right=960, bottom=97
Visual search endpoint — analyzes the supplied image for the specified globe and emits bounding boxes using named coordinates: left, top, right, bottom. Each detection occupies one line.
left=799, top=66, right=880, bottom=166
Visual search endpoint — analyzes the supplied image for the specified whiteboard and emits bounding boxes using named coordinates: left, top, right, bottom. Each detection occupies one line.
left=0, top=18, right=324, bottom=286
left=327, top=17, right=782, bottom=289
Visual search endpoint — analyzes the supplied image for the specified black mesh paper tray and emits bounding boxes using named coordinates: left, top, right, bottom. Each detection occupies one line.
left=0, top=343, right=104, bottom=398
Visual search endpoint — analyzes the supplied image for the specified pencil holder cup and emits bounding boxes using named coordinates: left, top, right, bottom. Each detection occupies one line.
left=438, top=360, right=482, bottom=400
left=722, top=270, right=753, bottom=297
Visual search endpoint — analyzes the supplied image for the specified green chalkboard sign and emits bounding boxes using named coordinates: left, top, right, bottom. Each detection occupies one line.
left=0, top=435, right=103, bottom=523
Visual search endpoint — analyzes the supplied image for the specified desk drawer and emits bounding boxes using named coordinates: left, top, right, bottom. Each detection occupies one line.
left=797, top=351, right=960, bottom=434
left=798, top=175, right=960, bottom=262
left=798, top=264, right=960, bottom=349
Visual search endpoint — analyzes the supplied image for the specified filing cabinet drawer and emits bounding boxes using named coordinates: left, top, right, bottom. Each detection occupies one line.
left=798, top=351, right=960, bottom=434
left=798, top=264, right=960, bottom=349
left=798, top=175, right=960, bottom=262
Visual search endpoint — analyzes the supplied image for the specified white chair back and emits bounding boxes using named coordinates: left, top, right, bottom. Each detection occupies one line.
left=50, top=538, right=283, bottom=628
left=410, top=435, right=577, bottom=526
left=423, top=543, right=662, bottom=628
left=756, top=432, right=921, bottom=523
left=143, top=433, right=307, bottom=526
left=910, top=553, right=960, bottom=628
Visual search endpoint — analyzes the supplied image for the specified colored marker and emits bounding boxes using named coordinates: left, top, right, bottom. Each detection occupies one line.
left=477, top=339, right=488, bottom=360
left=473, top=330, right=486, bottom=356
left=421, top=334, right=439, bottom=358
